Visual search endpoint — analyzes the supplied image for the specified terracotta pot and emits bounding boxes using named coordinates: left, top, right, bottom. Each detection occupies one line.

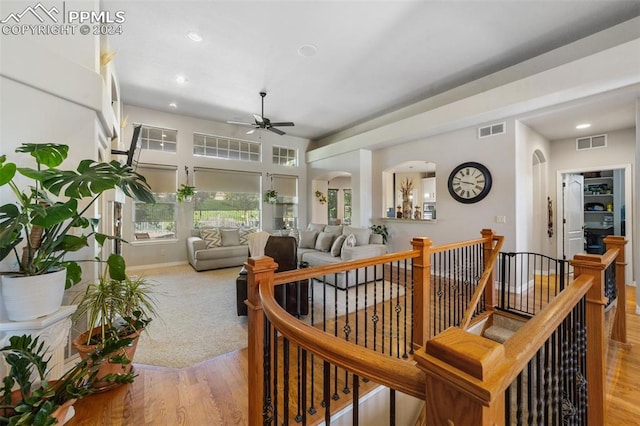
left=72, top=326, right=141, bottom=392
left=4, top=384, right=76, bottom=425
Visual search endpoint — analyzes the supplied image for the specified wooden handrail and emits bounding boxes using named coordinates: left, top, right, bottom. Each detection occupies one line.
left=259, top=280, right=426, bottom=400
left=271, top=249, right=420, bottom=286
left=428, top=236, right=489, bottom=254
left=459, top=235, right=504, bottom=330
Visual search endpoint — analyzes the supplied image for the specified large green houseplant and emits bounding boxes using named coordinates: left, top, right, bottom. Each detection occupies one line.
left=1, top=334, right=133, bottom=425
left=0, top=143, right=155, bottom=321
left=71, top=254, right=158, bottom=391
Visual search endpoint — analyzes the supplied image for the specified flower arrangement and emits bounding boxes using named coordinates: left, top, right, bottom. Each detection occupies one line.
left=315, top=190, right=327, bottom=205
left=400, top=178, right=414, bottom=201
left=264, top=189, right=278, bottom=203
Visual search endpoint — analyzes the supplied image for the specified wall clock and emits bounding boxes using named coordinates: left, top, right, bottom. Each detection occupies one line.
left=447, top=162, right=492, bottom=204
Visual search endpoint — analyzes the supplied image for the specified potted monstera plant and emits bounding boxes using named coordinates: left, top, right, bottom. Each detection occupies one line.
left=71, top=253, right=158, bottom=391
left=0, top=143, right=155, bottom=322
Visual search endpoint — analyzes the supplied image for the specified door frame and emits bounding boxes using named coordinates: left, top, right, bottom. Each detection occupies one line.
left=557, top=163, right=633, bottom=283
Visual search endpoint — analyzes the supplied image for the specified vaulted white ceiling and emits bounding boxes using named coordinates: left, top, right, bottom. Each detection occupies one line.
left=103, top=1, right=640, bottom=142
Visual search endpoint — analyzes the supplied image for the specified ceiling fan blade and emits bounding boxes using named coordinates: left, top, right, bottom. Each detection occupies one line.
left=268, top=127, right=286, bottom=135
left=253, top=114, right=264, bottom=124
left=227, top=120, right=255, bottom=127
left=269, top=122, right=295, bottom=127
left=246, top=128, right=256, bottom=135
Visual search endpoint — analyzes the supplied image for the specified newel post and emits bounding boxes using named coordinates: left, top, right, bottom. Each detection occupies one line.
left=570, top=254, right=608, bottom=425
left=246, top=256, right=279, bottom=426
left=411, top=237, right=432, bottom=348
left=603, top=235, right=628, bottom=343
left=481, top=229, right=497, bottom=310
left=414, top=327, right=506, bottom=425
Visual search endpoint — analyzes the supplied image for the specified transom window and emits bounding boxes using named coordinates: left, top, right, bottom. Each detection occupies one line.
left=140, top=125, right=177, bottom=153
left=272, top=146, right=297, bottom=167
left=194, top=133, right=261, bottom=162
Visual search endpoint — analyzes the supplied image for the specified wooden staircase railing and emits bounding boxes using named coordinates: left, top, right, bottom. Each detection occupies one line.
left=245, top=230, right=627, bottom=425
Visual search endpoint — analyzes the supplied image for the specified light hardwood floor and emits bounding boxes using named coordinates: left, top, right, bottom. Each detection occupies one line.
left=68, top=287, right=640, bottom=425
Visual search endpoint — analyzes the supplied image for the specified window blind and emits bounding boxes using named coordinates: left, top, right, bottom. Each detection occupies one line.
left=136, top=164, right=178, bottom=193
left=194, top=167, right=260, bottom=193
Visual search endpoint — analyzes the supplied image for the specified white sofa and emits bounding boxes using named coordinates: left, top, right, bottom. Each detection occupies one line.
left=296, top=224, right=386, bottom=289
left=187, top=228, right=250, bottom=271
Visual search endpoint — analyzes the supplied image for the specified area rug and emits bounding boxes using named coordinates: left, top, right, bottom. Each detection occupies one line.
left=133, top=264, right=248, bottom=369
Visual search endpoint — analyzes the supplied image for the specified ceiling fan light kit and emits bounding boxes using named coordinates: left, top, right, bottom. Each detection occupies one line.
left=227, top=91, right=295, bottom=135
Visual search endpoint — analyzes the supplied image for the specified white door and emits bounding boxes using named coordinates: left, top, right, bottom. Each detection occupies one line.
left=563, top=174, right=584, bottom=261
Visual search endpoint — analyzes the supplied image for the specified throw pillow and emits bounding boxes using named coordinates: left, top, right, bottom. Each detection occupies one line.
left=323, top=225, right=343, bottom=237
left=342, top=233, right=357, bottom=253
left=331, top=235, right=346, bottom=257
left=342, top=226, right=371, bottom=246
left=200, top=228, right=222, bottom=248
left=299, top=230, right=318, bottom=249
left=307, top=223, right=326, bottom=234
left=315, top=232, right=334, bottom=253
left=239, top=228, right=256, bottom=245
left=221, top=229, right=241, bottom=247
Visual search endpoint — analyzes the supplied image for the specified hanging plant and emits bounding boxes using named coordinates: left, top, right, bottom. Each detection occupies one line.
left=315, top=190, right=327, bottom=205
left=177, top=184, right=196, bottom=203
left=177, top=166, right=196, bottom=202
left=264, top=189, right=278, bottom=203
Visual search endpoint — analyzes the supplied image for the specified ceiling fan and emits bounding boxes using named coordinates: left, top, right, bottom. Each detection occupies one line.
left=227, top=91, right=295, bottom=135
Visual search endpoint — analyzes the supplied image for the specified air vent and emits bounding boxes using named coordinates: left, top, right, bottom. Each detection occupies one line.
left=478, top=122, right=506, bottom=138
left=576, top=134, right=607, bottom=151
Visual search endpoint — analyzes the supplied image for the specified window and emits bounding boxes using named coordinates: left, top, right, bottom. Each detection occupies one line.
left=272, top=146, right=297, bottom=167
left=272, top=175, right=298, bottom=230
left=327, top=189, right=339, bottom=225
left=193, top=168, right=261, bottom=228
left=140, top=125, right=177, bottom=153
left=343, top=189, right=352, bottom=225
left=194, top=133, right=261, bottom=162
left=134, top=165, right=177, bottom=240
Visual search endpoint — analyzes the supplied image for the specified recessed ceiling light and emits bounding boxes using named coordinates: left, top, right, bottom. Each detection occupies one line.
left=298, top=44, right=318, bottom=57
left=176, top=75, right=187, bottom=84
left=169, top=102, right=177, bottom=108
left=576, top=123, right=591, bottom=129
left=187, top=31, right=203, bottom=42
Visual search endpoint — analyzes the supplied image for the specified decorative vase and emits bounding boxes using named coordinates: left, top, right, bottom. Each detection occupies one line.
left=72, top=327, right=141, bottom=392
left=1, top=269, right=66, bottom=321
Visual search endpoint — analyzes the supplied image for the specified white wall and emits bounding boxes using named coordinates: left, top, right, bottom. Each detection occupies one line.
left=371, top=122, right=517, bottom=253
left=121, top=105, right=310, bottom=267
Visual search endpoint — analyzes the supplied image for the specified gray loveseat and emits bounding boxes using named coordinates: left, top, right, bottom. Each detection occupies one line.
left=187, top=228, right=252, bottom=271
left=296, top=224, right=386, bottom=289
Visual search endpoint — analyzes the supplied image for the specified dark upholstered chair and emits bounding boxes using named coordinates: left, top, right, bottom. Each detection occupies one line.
left=236, top=236, right=309, bottom=316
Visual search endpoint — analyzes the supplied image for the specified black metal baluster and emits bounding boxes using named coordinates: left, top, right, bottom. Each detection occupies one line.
left=505, top=383, right=512, bottom=425
left=352, top=374, right=360, bottom=425
left=543, top=337, right=551, bottom=425
left=300, top=348, right=307, bottom=424
left=402, top=258, right=408, bottom=359
left=283, top=337, right=290, bottom=426
left=409, top=264, right=414, bottom=355
left=273, top=328, right=279, bottom=425
left=389, top=388, right=396, bottom=426
left=516, top=372, right=523, bottom=425
left=551, top=330, right=559, bottom=425
left=263, top=317, right=274, bottom=424
left=295, top=345, right=302, bottom=423
left=382, top=264, right=386, bottom=353
left=322, top=361, right=330, bottom=425
left=527, top=360, right=534, bottom=424
left=536, top=349, right=543, bottom=424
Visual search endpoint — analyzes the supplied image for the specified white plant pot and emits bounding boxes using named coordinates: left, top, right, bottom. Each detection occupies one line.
left=1, top=269, right=66, bottom=321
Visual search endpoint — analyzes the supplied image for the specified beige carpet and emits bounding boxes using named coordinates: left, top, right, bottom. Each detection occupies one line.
left=132, top=265, right=406, bottom=369
left=133, top=264, right=248, bottom=369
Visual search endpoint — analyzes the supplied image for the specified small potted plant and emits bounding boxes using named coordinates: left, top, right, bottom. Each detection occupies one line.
left=264, top=189, right=278, bottom=204
left=177, top=183, right=196, bottom=203
left=370, top=224, right=389, bottom=244
left=1, top=333, right=133, bottom=425
left=71, top=253, right=158, bottom=391
left=0, top=143, right=155, bottom=321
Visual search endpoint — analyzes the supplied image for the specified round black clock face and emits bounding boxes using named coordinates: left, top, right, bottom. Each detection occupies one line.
left=447, top=162, right=492, bottom=204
